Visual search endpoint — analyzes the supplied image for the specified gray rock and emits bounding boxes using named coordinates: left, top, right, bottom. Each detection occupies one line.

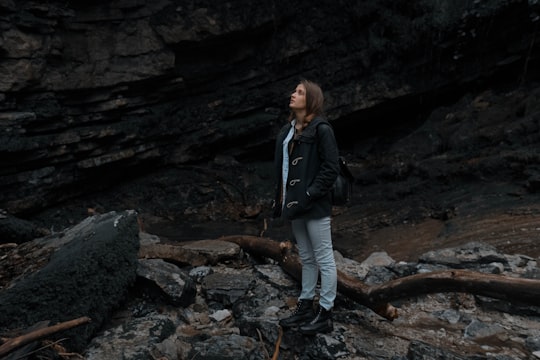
left=304, top=334, right=350, bottom=360
left=526, top=335, right=540, bottom=351
left=434, top=309, right=462, bottom=325
left=85, top=312, right=177, bottom=360
left=419, top=241, right=507, bottom=268
left=189, top=265, right=213, bottom=282
left=406, top=340, right=469, bottom=360
left=464, top=319, right=504, bottom=339
left=254, top=263, right=296, bottom=287
left=188, top=334, right=265, bottom=360
left=334, top=250, right=370, bottom=280
left=362, top=251, right=396, bottom=267
left=137, top=258, right=196, bottom=307
left=203, top=268, right=256, bottom=306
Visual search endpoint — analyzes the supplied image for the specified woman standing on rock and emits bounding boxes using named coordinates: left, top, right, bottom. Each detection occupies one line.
left=273, top=79, right=340, bottom=335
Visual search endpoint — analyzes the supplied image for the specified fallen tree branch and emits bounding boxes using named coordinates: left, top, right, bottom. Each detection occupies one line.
left=139, top=242, right=209, bottom=266
left=219, top=235, right=397, bottom=319
left=219, top=235, right=540, bottom=320
left=19, top=337, right=69, bottom=359
left=139, top=238, right=241, bottom=266
left=366, top=268, right=540, bottom=305
left=256, top=328, right=270, bottom=360
left=271, top=326, right=283, bottom=360
left=0, top=316, right=91, bottom=357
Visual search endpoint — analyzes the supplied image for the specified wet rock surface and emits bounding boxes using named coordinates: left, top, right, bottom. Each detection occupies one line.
left=1, top=0, right=539, bottom=216
left=88, top=233, right=540, bottom=360
left=2, top=210, right=540, bottom=359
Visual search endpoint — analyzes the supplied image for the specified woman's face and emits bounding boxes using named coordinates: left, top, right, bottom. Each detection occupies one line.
left=289, top=84, right=307, bottom=111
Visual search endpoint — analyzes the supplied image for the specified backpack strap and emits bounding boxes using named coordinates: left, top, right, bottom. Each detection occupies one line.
left=315, top=119, right=354, bottom=180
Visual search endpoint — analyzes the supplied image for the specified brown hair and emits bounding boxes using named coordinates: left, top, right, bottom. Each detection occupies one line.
left=288, top=79, right=325, bottom=125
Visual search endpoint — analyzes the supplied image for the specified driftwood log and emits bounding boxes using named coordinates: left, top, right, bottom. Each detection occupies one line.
left=218, top=235, right=540, bottom=320
left=0, top=316, right=91, bottom=357
left=138, top=234, right=540, bottom=320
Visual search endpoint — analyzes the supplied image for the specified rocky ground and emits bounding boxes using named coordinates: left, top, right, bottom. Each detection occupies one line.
left=84, top=237, right=540, bottom=360
left=3, top=211, right=539, bottom=360
left=89, top=238, right=540, bottom=360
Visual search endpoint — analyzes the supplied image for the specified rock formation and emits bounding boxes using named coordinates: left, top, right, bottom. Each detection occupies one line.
left=2, top=212, right=540, bottom=359
left=0, top=210, right=140, bottom=352
left=1, top=0, right=539, bottom=218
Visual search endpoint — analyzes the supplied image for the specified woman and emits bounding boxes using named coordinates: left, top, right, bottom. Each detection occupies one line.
left=273, top=79, right=340, bottom=335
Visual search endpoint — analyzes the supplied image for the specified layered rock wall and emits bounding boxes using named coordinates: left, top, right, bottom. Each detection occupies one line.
left=1, top=0, right=539, bottom=214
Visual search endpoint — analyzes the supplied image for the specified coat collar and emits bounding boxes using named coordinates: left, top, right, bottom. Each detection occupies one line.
left=299, top=116, right=327, bottom=139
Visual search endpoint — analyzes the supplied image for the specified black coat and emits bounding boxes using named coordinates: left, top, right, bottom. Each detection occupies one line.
left=273, top=116, right=339, bottom=220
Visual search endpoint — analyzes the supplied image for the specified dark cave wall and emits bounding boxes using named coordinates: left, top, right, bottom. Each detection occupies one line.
left=0, top=0, right=539, bottom=214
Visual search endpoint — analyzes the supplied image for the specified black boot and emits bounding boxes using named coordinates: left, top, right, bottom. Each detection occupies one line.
left=299, top=306, right=333, bottom=335
left=279, top=299, right=314, bottom=328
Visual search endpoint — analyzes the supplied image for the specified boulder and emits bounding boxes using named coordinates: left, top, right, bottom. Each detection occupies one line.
left=0, top=210, right=140, bottom=351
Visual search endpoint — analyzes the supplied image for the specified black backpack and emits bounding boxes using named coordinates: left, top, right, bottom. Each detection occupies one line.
left=331, top=156, right=354, bottom=206
left=316, top=120, right=354, bottom=205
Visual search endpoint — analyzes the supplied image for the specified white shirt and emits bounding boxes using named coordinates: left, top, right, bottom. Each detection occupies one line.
left=281, top=120, right=296, bottom=209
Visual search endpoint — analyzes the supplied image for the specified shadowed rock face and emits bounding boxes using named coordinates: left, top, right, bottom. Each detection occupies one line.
left=1, top=0, right=539, bottom=215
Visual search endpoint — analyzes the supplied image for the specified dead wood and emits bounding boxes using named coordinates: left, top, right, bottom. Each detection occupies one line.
left=139, top=242, right=209, bottom=266
left=0, top=316, right=91, bottom=357
left=366, top=269, right=540, bottom=305
left=219, top=235, right=397, bottom=319
left=271, top=326, right=283, bottom=360
left=139, top=238, right=241, bottom=266
left=219, top=235, right=540, bottom=320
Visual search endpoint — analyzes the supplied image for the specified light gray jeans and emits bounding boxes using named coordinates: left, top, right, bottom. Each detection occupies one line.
left=291, top=216, right=337, bottom=310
